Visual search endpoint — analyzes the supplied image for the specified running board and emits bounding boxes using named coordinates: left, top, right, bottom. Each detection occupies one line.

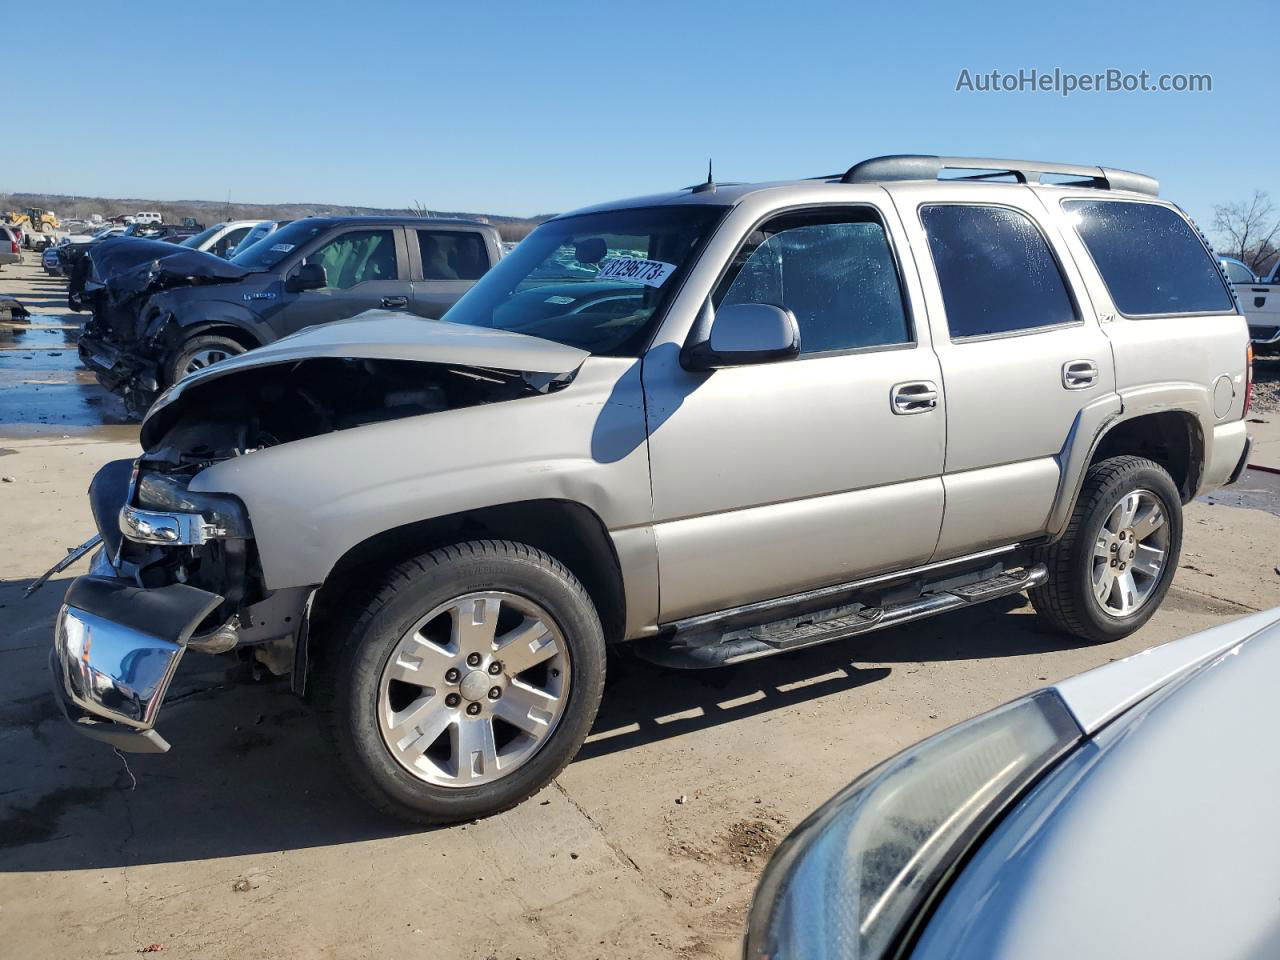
left=634, top=564, right=1047, bottom=669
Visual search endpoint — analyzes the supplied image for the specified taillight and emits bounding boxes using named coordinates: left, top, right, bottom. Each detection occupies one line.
left=9, top=241, right=16, bottom=254
left=1244, top=343, right=1253, bottom=416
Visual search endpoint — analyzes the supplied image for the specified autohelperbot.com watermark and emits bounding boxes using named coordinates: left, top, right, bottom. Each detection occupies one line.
left=955, top=67, right=1212, bottom=97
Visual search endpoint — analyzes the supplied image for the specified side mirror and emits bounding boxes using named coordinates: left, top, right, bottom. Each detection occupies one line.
left=682, top=302, right=800, bottom=370
left=287, top=262, right=327, bottom=292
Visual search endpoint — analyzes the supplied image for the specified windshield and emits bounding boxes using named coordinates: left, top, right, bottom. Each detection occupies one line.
left=180, top=224, right=223, bottom=249
left=231, top=219, right=328, bottom=271
left=442, top=206, right=724, bottom=355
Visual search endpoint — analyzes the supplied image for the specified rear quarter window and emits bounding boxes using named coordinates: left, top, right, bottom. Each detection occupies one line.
left=1063, top=199, right=1234, bottom=316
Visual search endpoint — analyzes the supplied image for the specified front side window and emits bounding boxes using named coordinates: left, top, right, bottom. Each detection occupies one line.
left=418, top=230, right=489, bottom=280
left=1063, top=199, right=1234, bottom=316
left=921, top=204, right=1077, bottom=339
left=713, top=210, right=910, bottom=355
left=304, top=229, right=399, bottom=289
left=216, top=226, right=252, bottom=258
left=442, top=205, right=724, bottom=356
left=180, top=224, right=222, bottom=249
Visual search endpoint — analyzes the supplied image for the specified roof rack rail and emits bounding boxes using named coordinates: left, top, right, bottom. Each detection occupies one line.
left=840, top=155, right=1158, bottom=196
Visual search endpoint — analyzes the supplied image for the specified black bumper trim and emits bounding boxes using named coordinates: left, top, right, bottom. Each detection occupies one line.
left=1227, top=436, right=1252, bottom=486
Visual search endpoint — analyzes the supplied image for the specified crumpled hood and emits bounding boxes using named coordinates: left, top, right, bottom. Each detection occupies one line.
left=74, top=238, right=252, bottom=316
left=140, top=310, right=590, bottom=446
left=90, top=237, right=245, bottom=285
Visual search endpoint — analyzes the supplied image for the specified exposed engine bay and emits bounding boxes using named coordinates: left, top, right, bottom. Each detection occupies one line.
left=141, top=356, right=559, bottom=462
left=109, top=356, right=565, bottom=649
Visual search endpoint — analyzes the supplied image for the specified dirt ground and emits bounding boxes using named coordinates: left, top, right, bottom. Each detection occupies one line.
left=2, top=253, right=1279, bottom=959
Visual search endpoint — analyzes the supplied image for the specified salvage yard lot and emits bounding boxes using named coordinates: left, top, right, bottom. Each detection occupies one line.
left=2, top=253, right=1279, bottom=959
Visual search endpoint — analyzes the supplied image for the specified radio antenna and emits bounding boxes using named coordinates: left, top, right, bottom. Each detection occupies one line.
left=691, top=158, right=717, bottom=194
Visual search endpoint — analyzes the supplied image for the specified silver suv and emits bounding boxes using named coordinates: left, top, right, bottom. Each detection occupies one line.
left=48, top=155, right=1253, bottom=823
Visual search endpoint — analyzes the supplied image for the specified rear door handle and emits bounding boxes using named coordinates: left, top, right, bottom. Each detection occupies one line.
left=891, top=380, right=939, bottom=415
left=1062, top=359, right=1099, bottom=389
left=381, top=296, right=409, bottom=309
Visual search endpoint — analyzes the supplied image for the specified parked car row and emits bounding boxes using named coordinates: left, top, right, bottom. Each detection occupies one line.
left=69, top=215, right=502, bottom=412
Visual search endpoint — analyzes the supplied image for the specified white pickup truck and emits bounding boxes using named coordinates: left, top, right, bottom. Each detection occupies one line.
left=1231, top=258, right=1280, bottom=356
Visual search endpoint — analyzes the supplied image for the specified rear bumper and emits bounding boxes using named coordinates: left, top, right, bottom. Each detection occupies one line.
left=1201, top=420, right=1250, bottom=492
left=50, top=575, right=222, bottom=753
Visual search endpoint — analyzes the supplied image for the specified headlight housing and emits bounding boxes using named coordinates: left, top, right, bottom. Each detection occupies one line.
left=746, top=690, right=1081, bottom=960
left=121, top=470, right=252, bottom=544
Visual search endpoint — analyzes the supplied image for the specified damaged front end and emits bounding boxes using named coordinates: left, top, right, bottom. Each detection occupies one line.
left=51, top=314, right=589, bottom=752
left=76, top=245, right=249, bottom=408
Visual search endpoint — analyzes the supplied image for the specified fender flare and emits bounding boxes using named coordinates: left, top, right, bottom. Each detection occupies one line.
left=1045, top=383, right=1211, bottom=539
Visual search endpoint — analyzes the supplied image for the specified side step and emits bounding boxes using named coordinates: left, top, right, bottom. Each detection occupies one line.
left=634, top=564, right=1047, bottom=669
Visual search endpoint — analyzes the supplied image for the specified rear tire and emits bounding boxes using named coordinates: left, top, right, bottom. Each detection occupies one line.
left=1031, top=456, right=1182, bottom=643
left=319, top=540, right=606, bottom=824
left=165, top=334, right=246, bottom=385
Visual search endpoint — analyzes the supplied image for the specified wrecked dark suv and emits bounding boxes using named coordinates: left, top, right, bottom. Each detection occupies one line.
left=77, top=216, right=503, bottom=411
left=47, top=155, right=1252, bottom=825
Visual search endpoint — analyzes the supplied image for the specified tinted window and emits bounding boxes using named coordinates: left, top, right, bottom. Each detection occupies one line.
left=921, top=205, right=1077, bottom=338
left=305, top=229, right=399, bottom=289
left=1064, top=200, right=1233, bottom=315
left=418, top=230, right=489, bottom=280
left=714, top=212, right=909, bottom=354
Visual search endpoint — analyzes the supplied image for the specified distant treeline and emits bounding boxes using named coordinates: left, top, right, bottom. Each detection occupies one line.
left=0, top=192, right=551, bottom=242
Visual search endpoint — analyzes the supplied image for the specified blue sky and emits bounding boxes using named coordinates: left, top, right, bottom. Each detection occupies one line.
left=10, top=0, right=1274, bottom=228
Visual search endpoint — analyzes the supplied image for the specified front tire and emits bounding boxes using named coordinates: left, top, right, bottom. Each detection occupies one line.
left=1031, top=455, right=1183, bottom=643
left=321, top=540, right=606, bottom=824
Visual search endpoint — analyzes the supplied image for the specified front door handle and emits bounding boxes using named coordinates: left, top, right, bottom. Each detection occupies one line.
left=891, top=380, right=939, bottom=415
left=381, top=296, right=409, bottom=309
left=1062, top=359, right=1099, bottom=389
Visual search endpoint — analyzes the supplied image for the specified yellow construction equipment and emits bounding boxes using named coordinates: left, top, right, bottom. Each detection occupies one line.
left=4, top=208, right=59, bottom=234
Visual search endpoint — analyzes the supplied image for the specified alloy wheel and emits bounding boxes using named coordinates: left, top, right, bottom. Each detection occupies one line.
left=1090, top=489, right=1170, bottom=617
left=376, top=592, right=571, bottom=787
left=182, top=347, right=235, bottom=376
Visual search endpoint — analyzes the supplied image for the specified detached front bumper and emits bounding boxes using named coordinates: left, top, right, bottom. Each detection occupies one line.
left=51, top=575, right=223, bottom=753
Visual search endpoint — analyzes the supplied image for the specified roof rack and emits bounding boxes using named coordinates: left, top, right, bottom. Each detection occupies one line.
left=839, top=155, right=1158, bottom=196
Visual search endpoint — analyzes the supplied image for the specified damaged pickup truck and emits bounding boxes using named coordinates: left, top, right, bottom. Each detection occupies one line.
left=49, top=155, right=1254, bottom=824
left=76, top=216, right=503, bottom=414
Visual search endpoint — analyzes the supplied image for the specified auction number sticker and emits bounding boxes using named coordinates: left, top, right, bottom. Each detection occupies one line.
left=270, top=243, right=295, bottom=253
left=595, top=257, right=676, bottom=287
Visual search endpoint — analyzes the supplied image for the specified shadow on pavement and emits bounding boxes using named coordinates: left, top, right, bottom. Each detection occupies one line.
left=0, top=576, right=1088, bottom=871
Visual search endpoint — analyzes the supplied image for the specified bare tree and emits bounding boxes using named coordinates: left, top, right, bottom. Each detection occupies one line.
left=1213, top=190, right=1280, bottom=276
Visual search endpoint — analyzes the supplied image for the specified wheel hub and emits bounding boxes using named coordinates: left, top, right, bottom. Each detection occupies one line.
left=458, top=669, right=492, bottom=702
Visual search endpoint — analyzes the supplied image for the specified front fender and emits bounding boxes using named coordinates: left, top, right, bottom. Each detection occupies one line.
left=187, top=356, right=654, bottom=591
left=145, top=296, right=268, bottom=345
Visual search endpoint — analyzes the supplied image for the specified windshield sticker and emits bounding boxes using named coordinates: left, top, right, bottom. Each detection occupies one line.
left=595, top=256, right=677, bottom=287
left=269, top=243, right=295, bottom=253
left=544, top=295, right=576, bottom=305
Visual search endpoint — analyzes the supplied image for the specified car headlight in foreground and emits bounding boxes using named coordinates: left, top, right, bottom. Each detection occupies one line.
left=745, top=690, right=1081, bottom=960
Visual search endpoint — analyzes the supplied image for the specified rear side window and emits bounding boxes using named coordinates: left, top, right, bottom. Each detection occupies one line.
left=1063, top=200, right=1233, bottom=316
left=920, top=204, right=1078, bottom=339
left=714, top=210, right=910, bottom=355
left=418, top=230, right=490, bottom=281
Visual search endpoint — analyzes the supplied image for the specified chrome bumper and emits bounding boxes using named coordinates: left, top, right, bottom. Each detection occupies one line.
left=51, top=575, right=223, bottom=753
